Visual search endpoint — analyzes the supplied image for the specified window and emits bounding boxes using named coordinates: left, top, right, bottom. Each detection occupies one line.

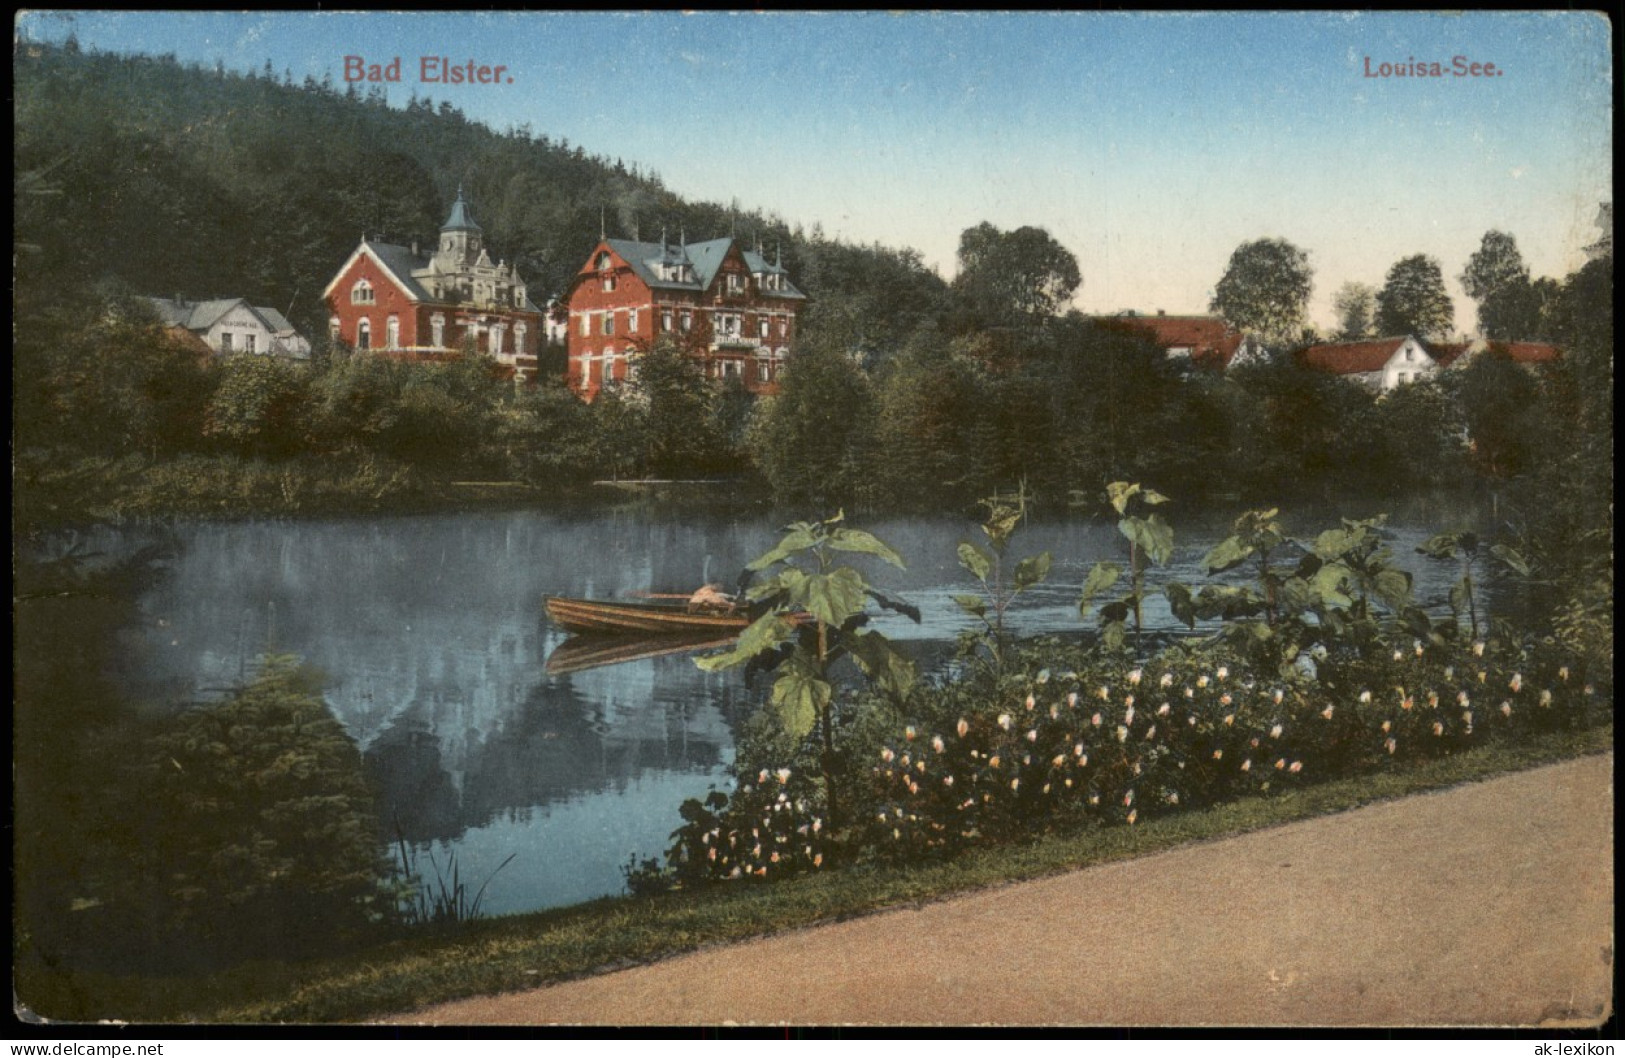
left=602, top=275, right=616, bottom=293
left=596, top=252, right=612, bottom=270
left=490, top=325, right=505, bottom=357
left=245, top=333, right=257, bottom=355
left=351, top=279, right=374, bottom=304
left=759, top=318, right=770, bottom=339
left=386, top=315, right=400, bottom=350
left=1404, top=347, right=1415, bottom=362
left=661, top=309, right=673, bottom=332
left=726, top=272, right=744, bottom=294
left=628, top=308, right=639, bottom=334
left=680, top=311, right=691, bottom=333
left=757, top=359, right=771, bottom=382
left=580, top=313, right=591, bottom=337
left=515, top=322, right=527, bottom=351
left=220, top=332, right=233, bottom=352
left=1396, top=371, right=1408, bottom=384
left=718, top=313, right=741, bottom=337
left=779, top=318, right=788, bottom=338
left=431, top=314, right=446, bottom=348
left=601, top=312, right=614, bottom=336
left=357, top=319, right=371, bottom=350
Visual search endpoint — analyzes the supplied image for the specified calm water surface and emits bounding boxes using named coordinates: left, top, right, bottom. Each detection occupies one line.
left=110, top=493, right=1496, bottom=916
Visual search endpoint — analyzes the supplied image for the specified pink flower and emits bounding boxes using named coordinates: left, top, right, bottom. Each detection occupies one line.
left=758, top=769, right=770, bottom=783
left=1025, top=694, right=1036, bottom=711
left=1124, top=706, right=1136, bottom=726
left=905, top=726, right=917, bottom=741
left=1026, top=729, right=1039, bottom=742
left=1288, top=761, right=1302, bottom=774
left=957, top=718, right=970, bottom=738
left=1092, top=712, right=1103, bottom=727
left=1509, top=673, right=1523, bottom=693
left=880, top=748, right=894, bottom=762
left=776, top=767, right=792, bottom=783
left=1123, top=790, right=1134, bottom=806
left=943, top=775, right=954, bottom=787
left=1432, top=722, right=1444, bottom=736
left=813, top=853, right=823, bottom=867
left=1053, top=754, right=1067, bottom=767
left=1067, top=691, right=1079, bottom=709
left=1500, top=702, right=1512, bottom=718
left=1275, top=758, right=1285, bottom=770
left=1213, top=749, right=1223, bottom=761
left=1385, top=738, right=1397, bottom=754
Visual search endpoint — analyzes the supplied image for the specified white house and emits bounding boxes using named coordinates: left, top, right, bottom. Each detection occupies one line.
left=1298, top=335, right=1439, bottom=392
left=146, top=297, right=312, bottom=359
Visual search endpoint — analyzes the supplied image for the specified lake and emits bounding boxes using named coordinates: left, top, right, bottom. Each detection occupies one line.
left=103, top=491, right=1499, bottom=917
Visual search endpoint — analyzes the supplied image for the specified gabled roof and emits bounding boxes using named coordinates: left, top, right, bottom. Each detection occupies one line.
left=593, top=237, right=806, bottom=299
left=146, top=296, right=250, bottom=331
left=364, top=241, right=435, bottom=301
left=1428, top=340, right=1473, bottom=368
left=1489, top=341, right=1562, bottom=364
left=1298, top=336, right=1421, bottom=375
left=1099, top=314, right=1250, bottom=367
left=256, top=306, right=298, bottom=334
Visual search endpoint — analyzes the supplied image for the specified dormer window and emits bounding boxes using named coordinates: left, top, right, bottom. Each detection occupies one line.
left=602, top=275, right=616, bottom=293
left=351, top=279, right=375, bottom=305
left=1405, top=347, right=1414, bottom=361
left=596, top=252, right=613, bottom=271
left=726, top=273, right=744, bottom=294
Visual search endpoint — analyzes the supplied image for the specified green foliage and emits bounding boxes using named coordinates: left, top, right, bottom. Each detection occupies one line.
left=950, top=222, right=1081, bottom=329
left=1209, top=237, right=1314, bottom=348
left=954, top=487, right=1052, bottom=675
left=1375, top=254, right=1454, bottom=339
left=696, top=513, right=915, bottom=836
left=121, top=656, right=395, bottom=967
left=1077, top=482, right=1173, bottom=650
left=748, top=347, right=876, bottom=505
left=1332, top=281, right=1377, bottom=340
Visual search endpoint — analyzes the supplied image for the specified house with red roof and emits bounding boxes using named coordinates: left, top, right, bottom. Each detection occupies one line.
left=1297, top=335, right=1441, bottom=391
left=564, top=234, right=806, bottom=400
left=323, top=190, right=544, bottom=382
left=1096, top=312, right=1268, bottom=370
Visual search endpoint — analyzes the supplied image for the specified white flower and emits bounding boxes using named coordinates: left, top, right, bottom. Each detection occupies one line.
left=943, top=775, right=955, bottom=788
left=1381, top=720, right=1391, bottom=733
left=1462, top=711, right=1473, bottom=725
left=1124, top=694, right=1136, bottom=708
left=1025, top=694, right=1036, bottom=711
left=1188, top=716, right=1196, bottom=726
left=1116, top=725, right=1129, bottom=743
left=1432, top=722, right=1444, bottom=736
left=1509, top=673, right=1523, bottom=693
left=1050, top=705, right=1060, bottom=720
left=1167, top=792, right=1180, bottom=805
left=1458, top=691, right=1471, bottom=707
left=1092, top=712, right=1103, bottom=727
left=1144, top=725, right=1158, bottom=740
left=1097, top=686, right=1110, bottom=701
left=1089, top=794, right=1100, bottom=806
left=1160, top=673, right=1174, bottom=688
left=957, top=718, right=970, bottom=738
left=1270, top=724, right=1283, bottom=739
left=1241, top=759, right=1252, bottom=772
left=1011, top=779, right=1020, bottom=792
left=1185, top=688, right=1196, bottom=699
left=1539, top=690, right=1552, bottom=707
left=1321, top=705, right=1335, bottom=720
left=1223, top=714, right=1235, bottom=726
left=1026, top=729, right=1038, bottom=743
left=1067, top=691, right=1079, bottom=709
left=1157, top=703, right=1171, bottom=717
left=1074, top=742, right=1086, bottom=758
left=880, top=748, right=894, bottom=762
left=1289, top=761, right=1302, bottom=774
left=758, top=769, right=770, bottom=783
left=1273, top=689, right=1284, bottom=705
left=1473, top=641, right=1485, bottom=657
left=1197, top=675, right=1210, bottom=688
left=1500, top=702, right=1512, bottom=718
left=1220, top=693, right=1233, bottom=706
left=932, top=735, right=945, bottom=753
left=1124, top=706, right=1136, bottom=727
left=1359, top=690, right=1372, bottom=704
left=1129, top=669, right=1143, bottom=686
left=998, top=713, right=1013, bottom=730
left=1216, top=666, right=1229, bottom=680
left=1443, top=666, right=1454, bottom=679
left=1053, top=754, right=1066, bottom=768
left=1385, top=738, right=1397, bottom=754
left=776, top=767, right=792, bottom=783
left=1558, top=666, right=1570, bottom=681
left=1212, top=749, right=1223, bottom=761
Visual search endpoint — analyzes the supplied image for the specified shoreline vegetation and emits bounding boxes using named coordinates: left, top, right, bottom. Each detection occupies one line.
left=16, top=724, right=1611, bottom=1025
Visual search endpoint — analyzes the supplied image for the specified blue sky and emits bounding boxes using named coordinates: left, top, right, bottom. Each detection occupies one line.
left=15, top=11, right=1613, bottom=333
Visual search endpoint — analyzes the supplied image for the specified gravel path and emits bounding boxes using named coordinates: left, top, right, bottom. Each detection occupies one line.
left=388, top=753, right=1614, bottom=1027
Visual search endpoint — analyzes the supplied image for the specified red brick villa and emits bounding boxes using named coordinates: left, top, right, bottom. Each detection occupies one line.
left=565, top=234, right=806, bottom=399
left=323, top=190, right=544, bottom=382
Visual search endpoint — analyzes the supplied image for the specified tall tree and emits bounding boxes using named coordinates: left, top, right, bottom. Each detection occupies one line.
left=1375, top=254, right=1454, bottom=338
left=1331, top=281, right=1377, bottom=340
left=1209, top=238, right=1313, bottom=348
left=1461, top=230, right=1534, bottom=338
left=950, top=222, right=1080, bottom=328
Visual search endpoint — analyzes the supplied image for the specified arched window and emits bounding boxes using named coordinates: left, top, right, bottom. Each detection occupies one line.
left=386, top=315, right=400, bottom=349
left=351, top=279, right=374, bottom=304
left=515, top=322, right=527, bottom=352
left=490, top=324, right=505, bottom=357
left=357, top=318, right=371, bottom=350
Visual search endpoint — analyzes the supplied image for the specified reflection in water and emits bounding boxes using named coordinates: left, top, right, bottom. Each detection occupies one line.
left=108, top=496, right=1496, bottom=915
left=545, top=632, right=741, bottom=676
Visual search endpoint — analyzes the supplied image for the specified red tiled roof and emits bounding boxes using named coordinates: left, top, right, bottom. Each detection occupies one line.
left=1493, top=341, right=1561, bottom=364
left=1101, top=314, right=1247, bottom=367
left=1428, top=341, right=1472, bottom=368
left=1298, top=337, right=1409, bottom=375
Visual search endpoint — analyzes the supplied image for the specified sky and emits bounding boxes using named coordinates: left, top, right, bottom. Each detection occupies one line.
left=15, top=10, right=1614, bottom=334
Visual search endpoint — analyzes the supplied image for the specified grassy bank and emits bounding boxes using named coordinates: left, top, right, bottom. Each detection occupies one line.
left=16, top=721, right=1610, bottom=1025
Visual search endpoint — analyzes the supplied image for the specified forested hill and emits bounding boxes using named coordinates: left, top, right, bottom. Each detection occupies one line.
left=13, top=41, right=947, bottom=345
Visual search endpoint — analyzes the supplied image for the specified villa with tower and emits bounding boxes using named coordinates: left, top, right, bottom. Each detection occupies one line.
left=323, top=190, right=544, bottom=382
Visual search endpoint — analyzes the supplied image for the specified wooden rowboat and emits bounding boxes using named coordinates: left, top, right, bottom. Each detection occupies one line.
left=544, top=595, right=755, bottom=635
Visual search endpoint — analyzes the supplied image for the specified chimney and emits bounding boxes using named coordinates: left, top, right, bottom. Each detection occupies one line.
left=1157, top=309, right=1166, bottom=316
